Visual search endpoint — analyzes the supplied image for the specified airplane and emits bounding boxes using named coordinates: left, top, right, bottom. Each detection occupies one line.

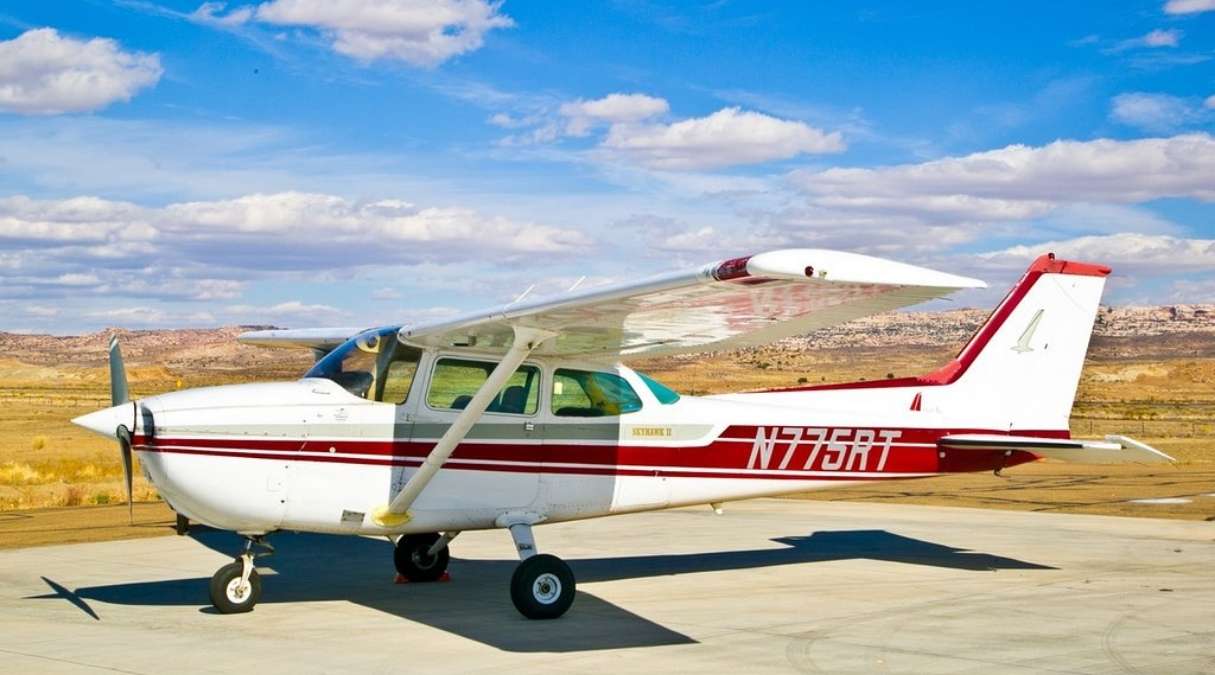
left=71, top=249, right=1172, bottom=619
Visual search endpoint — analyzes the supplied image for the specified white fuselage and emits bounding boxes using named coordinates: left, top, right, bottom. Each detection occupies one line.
left=128, top=353, right=1031, bottom=537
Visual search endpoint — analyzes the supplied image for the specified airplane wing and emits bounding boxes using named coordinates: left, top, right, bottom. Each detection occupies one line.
left=237, top=327, right=363, bottom=352
left=938, top=434, right=1175, bottom=464
left=399, top=248, right=986, bottom=359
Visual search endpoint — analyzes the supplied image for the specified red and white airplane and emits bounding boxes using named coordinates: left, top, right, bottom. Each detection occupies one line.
left=73, top=249, right=1170, bottom=619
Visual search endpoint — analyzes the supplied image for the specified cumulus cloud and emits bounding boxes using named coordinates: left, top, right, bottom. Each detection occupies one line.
left=249, top=0, right=513, bottom=66
left=1205, top=94, right=1215, bottom=109
left=790, top=134, right=1215, bottom=224
left=0, top=191, right=590, bottom=330
left=978, top=233, right=1215, bottom=271
left=0, top=29, right=162, bottom=115
left=162, top=191, right=589, bottom=253
left=1164, top=0, right=1215, bottom=14
left=601, top=107, right=845, bottom=170
left=1110, top=92, right=1204, bottom=132
left=559, top=93, right=669, bottom=136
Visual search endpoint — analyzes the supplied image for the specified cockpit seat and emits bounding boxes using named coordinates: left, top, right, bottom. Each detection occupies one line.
left=495, top=385, right=527, bottom=414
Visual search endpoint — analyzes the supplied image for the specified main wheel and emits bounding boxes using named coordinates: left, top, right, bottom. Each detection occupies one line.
left=510, top=554, right=575, bottom=620
left=394, top=533, right=450, bottom=582
left=209, top=561, right=261, bottom=614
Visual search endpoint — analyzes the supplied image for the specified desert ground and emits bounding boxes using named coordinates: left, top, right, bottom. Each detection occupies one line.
left=0, top=304, right=1211, bottom=549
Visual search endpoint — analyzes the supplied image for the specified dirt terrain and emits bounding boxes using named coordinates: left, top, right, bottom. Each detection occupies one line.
left=0, top=304, right=1211, bottom=549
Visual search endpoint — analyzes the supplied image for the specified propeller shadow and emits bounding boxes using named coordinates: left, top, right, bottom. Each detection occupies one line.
left=36, top=527, right=1053, bottom=652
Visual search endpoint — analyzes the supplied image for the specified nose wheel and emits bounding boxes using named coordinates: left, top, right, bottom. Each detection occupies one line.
left=209, top=535, right=272, bottom=614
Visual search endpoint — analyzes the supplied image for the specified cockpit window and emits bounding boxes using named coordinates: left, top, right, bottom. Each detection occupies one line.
left=305, top=327, right=420, bottom=403
left=637, top=371, right=680, bottom=404
left=552, top=369, right=642, bottom=417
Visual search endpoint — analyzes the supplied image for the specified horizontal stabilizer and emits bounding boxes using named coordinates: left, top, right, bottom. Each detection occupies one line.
left=938, top=434, right=1174, bottom=464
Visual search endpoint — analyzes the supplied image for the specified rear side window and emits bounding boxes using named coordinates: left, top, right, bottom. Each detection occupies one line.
left=637, top=372, right=680, bottom=404
left=552, top=369, right=642, bottom=417
left=426, top=358, right=540, bottom=415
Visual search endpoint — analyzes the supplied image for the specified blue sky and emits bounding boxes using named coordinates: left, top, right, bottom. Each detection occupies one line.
left=0, top=0, right=1212, bottom=333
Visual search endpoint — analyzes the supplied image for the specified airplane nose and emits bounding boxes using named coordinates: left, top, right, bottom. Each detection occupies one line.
left=72, top=404, right=134, bottom=439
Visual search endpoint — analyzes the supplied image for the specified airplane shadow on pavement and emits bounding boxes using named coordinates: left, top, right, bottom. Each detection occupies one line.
left=33, top=528, right=1054, bottom=653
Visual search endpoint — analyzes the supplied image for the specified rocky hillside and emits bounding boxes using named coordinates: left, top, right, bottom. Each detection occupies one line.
left=0, top=305, right=1211, bottom=373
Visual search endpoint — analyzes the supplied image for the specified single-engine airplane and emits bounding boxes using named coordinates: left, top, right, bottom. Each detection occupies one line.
left=73, top=249, right=1172, bottom=619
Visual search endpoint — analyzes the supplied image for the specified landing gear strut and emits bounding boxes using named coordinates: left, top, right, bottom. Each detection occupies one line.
left=507, top=523, right=575, bottom=619
left=393, top=532, right=454, bottom=582
left=209, top=535, right=273, bottom=614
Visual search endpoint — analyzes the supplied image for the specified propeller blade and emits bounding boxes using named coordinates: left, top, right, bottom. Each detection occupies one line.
left=110, top=335, right=133, bottom=523
left=108, top=334, right=129, bottom=407
left=117, top=425, right=133, bottom=524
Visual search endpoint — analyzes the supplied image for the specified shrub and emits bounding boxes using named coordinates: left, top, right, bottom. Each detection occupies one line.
left=63, top=484, right=85, bottom=507
left=31, top=435, right=48, bottom=451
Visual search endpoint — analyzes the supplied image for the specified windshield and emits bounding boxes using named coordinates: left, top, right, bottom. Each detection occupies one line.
left=305, top=327, right=420, bottom=403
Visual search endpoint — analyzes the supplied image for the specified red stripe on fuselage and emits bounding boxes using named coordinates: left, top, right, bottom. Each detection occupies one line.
left=133, top=424, right=1053, bottom=477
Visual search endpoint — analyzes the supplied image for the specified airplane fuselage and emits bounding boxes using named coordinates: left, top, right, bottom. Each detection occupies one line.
left=124, top=359, right=1040, bottom=537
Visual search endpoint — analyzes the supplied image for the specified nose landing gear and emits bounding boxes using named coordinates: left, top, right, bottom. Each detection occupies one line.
left=209, top=535, right=273, bottom=614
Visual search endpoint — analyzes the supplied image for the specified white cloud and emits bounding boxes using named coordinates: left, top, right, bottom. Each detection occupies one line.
left=0, top=191, right=591, bottom=322
left=23, top=305, right=60, bottom=317
left=790, top=134, right=1215, bottom=223
left=559, top=93, right=669, bottom=136
left=978, top=233, right=1215, bottom=271
left=163, top=191, right=589, bottom=253
left=1164, top=0, right=1215, bottom=14
left=1143, top=28, right=1182, bottom=46
left=191, top=2, right=256, bottom=26
left=0, top=28, right=162, bottom=115
left=601, top=107, right=845, bottom=170
left=251, top=0, right=514, bottom=66
left=371, top=287, right=401, bottom=300
left=1205, top=95, right=1215, bottom=109
left=1169, top=277, right=1215, bottom=302
left=1110, top=92, right=1203, bottom=132
left=0, top=195, right=154, bottom=243
left=1109, top=28, right=1182, bottom=52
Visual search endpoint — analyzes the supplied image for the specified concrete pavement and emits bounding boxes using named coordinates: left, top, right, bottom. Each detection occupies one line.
left=1, top=499, right=1212, bottom=674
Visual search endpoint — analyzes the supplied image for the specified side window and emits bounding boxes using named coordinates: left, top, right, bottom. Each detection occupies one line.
left=552, top=369, right=643, bottom=417
left=426, top=358, right=540, bottom=415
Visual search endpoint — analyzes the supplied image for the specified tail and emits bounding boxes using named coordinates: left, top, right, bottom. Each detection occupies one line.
left=928, top=253, right=1109, bottom=431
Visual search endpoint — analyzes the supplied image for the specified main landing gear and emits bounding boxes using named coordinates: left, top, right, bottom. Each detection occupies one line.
left=506, top=522, right=575, bottom=620
left=393, top=532, right=455, bottom=582
left=209, top=535, right=273, bottom=614
left=393, top=524, right=575, bottom=619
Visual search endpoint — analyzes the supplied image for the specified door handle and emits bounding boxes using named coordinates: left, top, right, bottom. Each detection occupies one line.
left=524, top=422, right=535, bottom=432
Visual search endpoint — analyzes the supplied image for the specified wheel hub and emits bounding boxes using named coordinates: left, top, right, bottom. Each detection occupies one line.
left=225, top=578, right=249, bottom=603
left=532, top=572, right=561, bottom=604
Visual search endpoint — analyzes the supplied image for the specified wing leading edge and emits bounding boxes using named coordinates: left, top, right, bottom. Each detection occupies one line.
left=399, top=248, right=986, bottom=359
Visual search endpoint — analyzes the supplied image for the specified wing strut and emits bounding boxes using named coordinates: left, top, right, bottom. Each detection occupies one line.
left=371, top=325, right=556, bottom=527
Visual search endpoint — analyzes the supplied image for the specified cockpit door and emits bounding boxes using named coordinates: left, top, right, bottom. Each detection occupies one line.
left=408, top=354, right=541, bottom=511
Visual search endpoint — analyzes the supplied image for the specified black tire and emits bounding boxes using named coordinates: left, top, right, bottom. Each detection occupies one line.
left=209, top=561, right=261, bottom=614
left=510, top=554, right=575, bottom=620
left=393, top=533, right=450, bottom=582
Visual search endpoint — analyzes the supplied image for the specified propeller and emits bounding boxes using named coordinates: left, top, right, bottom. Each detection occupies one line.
left=108, top=335, right=135, bottom=524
